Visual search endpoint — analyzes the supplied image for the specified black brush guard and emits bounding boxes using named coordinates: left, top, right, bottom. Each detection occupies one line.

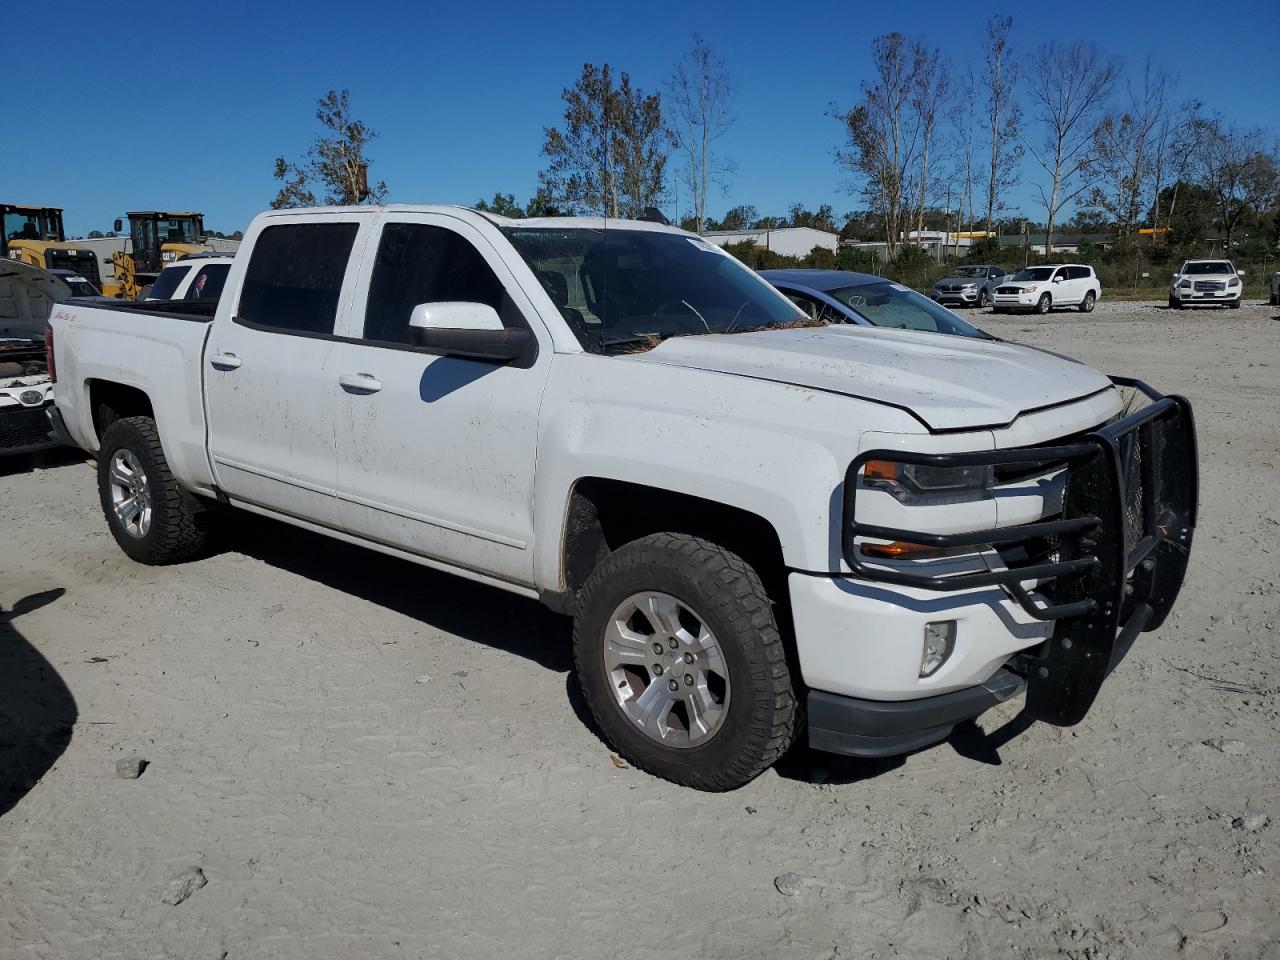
left=842, top=378, right=1198, bottom=726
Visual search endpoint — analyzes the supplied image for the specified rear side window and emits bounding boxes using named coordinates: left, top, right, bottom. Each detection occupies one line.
left=1068, top=266, right=1092, bottom=280
left=148, top=265, right=191, bottom=301
left=185, top=264, right=230, bottom=301
left=362, top=223, right=509, bottom=345
left=238, top=223, right=358, bottom=335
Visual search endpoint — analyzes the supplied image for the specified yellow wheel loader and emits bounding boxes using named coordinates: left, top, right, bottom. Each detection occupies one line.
left=3, top=204, right=104, bottom=291
left=105, top=211, right=232, bottom=299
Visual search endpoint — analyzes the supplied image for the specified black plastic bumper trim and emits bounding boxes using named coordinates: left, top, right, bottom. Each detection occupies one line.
left=807, top=668, right=1025, bottom=758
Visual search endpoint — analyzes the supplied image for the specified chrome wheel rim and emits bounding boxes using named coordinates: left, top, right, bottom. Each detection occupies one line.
left=603, top=591, right=730, bottom=748
left=108, top=449, right=152, bottom=538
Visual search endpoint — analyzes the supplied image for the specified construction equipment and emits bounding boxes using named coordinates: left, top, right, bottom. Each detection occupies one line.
left=105, top=212, right=238, bottom=299
left=3, top=204, right=103, bottom=290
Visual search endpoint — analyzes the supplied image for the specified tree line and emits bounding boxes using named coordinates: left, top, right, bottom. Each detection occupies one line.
left=269, top=23, right=1279, bottom=260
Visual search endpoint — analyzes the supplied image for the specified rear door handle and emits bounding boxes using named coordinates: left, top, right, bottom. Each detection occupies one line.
left=339, top=373, right=383, bottom=394
left=210, top=352, right=242, bottom=370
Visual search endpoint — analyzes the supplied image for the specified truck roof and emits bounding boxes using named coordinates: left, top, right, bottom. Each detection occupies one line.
left=252, top=204, right=688, bottom=235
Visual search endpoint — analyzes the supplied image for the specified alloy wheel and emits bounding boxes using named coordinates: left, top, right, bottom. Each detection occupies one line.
left=602, top=591, right=730, bottom=748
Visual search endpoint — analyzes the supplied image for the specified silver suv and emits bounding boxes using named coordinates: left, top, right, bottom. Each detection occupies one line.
left=930, top=264, right=1008, bottom=309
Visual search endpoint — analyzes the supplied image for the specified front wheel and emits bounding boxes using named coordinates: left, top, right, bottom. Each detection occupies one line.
left=1036, top=293, right=1052, bottom=314
left=1078, top=291, right=1096, bottom=313
left=573, top=533, right=798, bottom=791
left=1229, top=299, right=1241, bottom=309
left=97, top=416, right=209, bottom=564
left=977, top=288, right=990, bottom=309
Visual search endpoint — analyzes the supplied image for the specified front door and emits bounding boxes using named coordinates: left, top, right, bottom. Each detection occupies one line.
left=329, top=214, right=551, bottom=585
left=205, top=216, right=366, bottom=529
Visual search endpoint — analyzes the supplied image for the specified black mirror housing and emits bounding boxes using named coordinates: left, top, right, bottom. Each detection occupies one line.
left=411, top=326, right=535, bottom=367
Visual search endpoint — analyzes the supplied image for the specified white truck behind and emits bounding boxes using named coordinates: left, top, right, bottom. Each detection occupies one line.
left=47, top=206, right=1199, bottom=790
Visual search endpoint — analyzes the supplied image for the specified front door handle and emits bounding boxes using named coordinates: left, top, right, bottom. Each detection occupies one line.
left=209, top=352, right=242, bottom=370
left=339, top=373, right=383, bottom=394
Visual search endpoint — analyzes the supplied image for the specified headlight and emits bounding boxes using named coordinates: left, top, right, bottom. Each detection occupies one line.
left=1179, top=279, right=1191, bottom=288
left=863, top=459, right=995, bottom=504
left=1228, top=277, right=1239, bottom=287
left=962, top=283, right=977, bottom=289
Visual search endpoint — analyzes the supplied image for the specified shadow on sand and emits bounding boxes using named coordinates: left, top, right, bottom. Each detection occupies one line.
left=0, top=588, right=76, bottom=818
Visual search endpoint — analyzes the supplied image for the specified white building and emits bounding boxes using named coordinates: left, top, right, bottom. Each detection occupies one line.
left=701, top=227, right=839, bottom=259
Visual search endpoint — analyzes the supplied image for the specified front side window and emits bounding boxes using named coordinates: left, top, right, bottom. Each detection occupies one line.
left=238, top=223, right=357, bottom=335
left=363, top=223, right=508, bottom=345
left=185, top=264, right=230, bottom=301
left=825, top=282, right=987, bottom=337
left=148, top=265, right=191, bottom=300
left=501, top=227, right=801, bottom=353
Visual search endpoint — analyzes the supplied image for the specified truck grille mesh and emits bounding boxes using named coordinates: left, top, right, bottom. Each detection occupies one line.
left=0, top=406, right=53, bottom=450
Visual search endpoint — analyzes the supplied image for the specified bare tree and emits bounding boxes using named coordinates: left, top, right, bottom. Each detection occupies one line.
left=667, top=37, right=736, bottom=233
left=1085, top=59, right=1175, bottom=242
left=950, top=67, right=979, bottom=240
left=911, top=47, right=952, bottom=239
left=540, top=63, right=669, bottom=218
left=1022, top=41, right=1120, bottom=252
left=271, top=89, right=388, bottom=209
left=1150, top=98, right=1203, bottom=239
left=981, top=15, right=1022, bottom=237
left=835, top=33, right=925, bottom=257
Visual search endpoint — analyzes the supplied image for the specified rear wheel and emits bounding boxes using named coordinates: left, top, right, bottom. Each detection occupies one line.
left=97, top=416, right=209, bottom=564
left=573, top=533, right=798, bottom=791
left=1078, top=291, right=1096, bottom=313
left=1036, top=293, right=1052, bottom=314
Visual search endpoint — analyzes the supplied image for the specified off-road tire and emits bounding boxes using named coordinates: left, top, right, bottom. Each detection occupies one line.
left=1036, top=293, right=1052, bottom=314
left=573, top=533, right=798, bottom=791
left=98, top=416, right=209, bottom=564
left=1078, top=291, right=1096, bottom=313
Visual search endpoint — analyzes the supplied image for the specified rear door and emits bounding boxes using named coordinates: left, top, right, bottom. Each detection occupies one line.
left=329, top=213, right=552, bottom=585
left=204, top=216, right=367, bottom=528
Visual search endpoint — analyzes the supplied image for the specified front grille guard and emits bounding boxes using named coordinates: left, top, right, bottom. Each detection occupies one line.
left=842, top=377, right=1198, bottom=724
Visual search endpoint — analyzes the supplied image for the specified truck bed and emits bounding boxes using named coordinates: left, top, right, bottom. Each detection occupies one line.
left=63, top=297, right=218, bottom=322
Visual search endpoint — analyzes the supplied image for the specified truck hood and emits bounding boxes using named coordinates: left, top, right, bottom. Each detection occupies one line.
left=632, top=325, right=1114, bottom=431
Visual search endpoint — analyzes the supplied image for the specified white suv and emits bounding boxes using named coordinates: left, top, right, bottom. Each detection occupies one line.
left=992, top=264, right=1100, bottom=314
left=1169, top=259, right=1242, bottom=309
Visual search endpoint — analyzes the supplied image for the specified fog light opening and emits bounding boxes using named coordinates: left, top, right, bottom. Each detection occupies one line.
left=920, top=620, right=957, bottom=677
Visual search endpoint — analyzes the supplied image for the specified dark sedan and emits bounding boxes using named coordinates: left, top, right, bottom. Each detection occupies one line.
left=760, top=269, right=989, bottom=339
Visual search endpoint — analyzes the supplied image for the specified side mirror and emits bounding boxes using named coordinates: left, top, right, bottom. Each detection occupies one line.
left=408, top=302, right=534, bottom=365
left=113, top=218, right=123, bottom=234
left=1237, top=270, right=1246, bottom=277
left=1052, top=275, right=1064, bottom=283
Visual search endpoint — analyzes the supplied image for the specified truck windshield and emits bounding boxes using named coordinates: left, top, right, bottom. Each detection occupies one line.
left=500, top=227, right=803, bottom=353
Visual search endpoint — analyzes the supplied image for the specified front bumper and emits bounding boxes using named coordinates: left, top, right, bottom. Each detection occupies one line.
left=1172, top=288, right=1240, bottom=304
left=933, top=288, right=980, bottom=304
left=0, top=400, right=60, bottom=456
left=836, top=377, right=1197, bottom=730
left=809, top=669, right=1024, bottom=757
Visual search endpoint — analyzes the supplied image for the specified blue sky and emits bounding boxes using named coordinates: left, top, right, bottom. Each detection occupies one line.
left=6, top=0, right=1277, bottom=236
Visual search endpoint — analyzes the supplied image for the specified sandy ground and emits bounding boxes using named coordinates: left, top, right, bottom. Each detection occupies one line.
left=2, top=299, right=1278, bottom=960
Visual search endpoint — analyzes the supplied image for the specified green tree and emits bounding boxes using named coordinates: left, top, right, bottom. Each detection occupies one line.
left=473, top=193, right=526, bottom=218
left=272, top=89, right=389, bottom=209
left=539, top=63, right=669, bottom=218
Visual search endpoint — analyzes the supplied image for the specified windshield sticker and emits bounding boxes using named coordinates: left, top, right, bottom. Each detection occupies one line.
left=686, top=237, right=725, bottom=254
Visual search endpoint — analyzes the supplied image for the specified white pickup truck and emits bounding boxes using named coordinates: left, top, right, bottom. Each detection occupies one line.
left=47, top=206, right=1199, bottom=790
